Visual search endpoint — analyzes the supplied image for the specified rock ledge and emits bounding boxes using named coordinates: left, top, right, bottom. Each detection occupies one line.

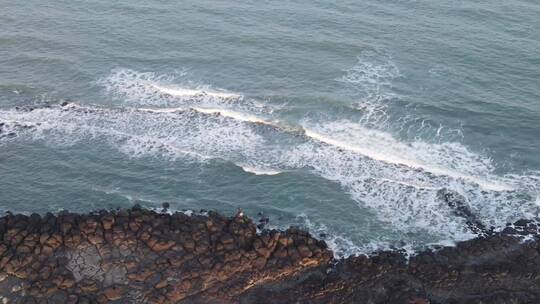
left=0, top=206, right=539, bottom=304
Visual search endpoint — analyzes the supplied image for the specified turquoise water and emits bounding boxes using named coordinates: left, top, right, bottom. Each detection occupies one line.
left=1, top=0, right=539, bottom=256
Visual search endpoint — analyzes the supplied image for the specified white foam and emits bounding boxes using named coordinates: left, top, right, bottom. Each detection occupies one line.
left=155, top=85, right=242, bottom=100
left=135, top=106, right=282, bottom=134
left=135, top=103, right=514, bottom=194
left=137, top=107, right=186, bottom=113
left=101, top=69, right=246, bottom=108
left=135, top=106, right=301, bottom=138
left=304, top=128, right=418, bottom=167
left=133, top=105, right=511, bottom=195
left=2, top=104, right=536, bottom=238
left=3, top=65, right=539, bottom=257
left=340, top=54, right=400, bottom=88
left=374, top=178, right=440, bottom=190
left=303, top=123, right=513, bottom=192
left=191, top=107, right=269, bottom=124
left=338, top=52, right=400, bottom=127
left=93, top=66, right=538, bottom=253
left=286, top=143, right=476, bottom=243
left=240, top=165, right=282, bottom=176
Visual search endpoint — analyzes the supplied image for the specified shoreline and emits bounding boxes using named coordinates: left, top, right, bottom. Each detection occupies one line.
left=1, top=206, right=539, bottom=303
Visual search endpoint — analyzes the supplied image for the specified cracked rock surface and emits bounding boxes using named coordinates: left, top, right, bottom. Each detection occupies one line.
left=0, top=207, right=331, bottom=303
left=0, top=206, right=539, bottom=303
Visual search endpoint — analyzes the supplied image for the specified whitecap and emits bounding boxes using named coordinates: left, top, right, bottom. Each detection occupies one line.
left=101, top=69, right=246, bottom=108
left=191, top=107, right=269, bottom=124
left=155, top=85, right=242, bottom=100
left=240, top=165, right=282, bottom=176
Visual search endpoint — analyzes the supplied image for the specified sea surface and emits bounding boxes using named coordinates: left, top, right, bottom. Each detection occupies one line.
left=1, top=0, right=539, bottom=256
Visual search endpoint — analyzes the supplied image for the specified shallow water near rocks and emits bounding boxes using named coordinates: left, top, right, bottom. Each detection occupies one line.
left=1, top=0, right=539, bottom=257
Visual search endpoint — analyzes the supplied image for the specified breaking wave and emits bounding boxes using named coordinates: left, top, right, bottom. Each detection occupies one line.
left=1, top=65, right=538, bottom=256
left=99, top=69, right=269, bottom=114
left=239, top=166, right=282, bottom=176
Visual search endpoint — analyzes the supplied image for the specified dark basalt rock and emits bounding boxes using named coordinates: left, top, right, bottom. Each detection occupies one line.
left=0, top=207, right=538, bottom=304
left=0, top=121, right=38, bottom=140
left=242, top=222, right=540, bottom=304
left=438, top=188, right=492, bottom=236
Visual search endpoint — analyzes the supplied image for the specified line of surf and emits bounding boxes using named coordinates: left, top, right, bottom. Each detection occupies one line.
left=303, top=128, right=513, bottom=192
left=2, top=103, right=514, bottom=191
left=64, top=104, right=285, bottom=176
left=137, top=106, right=270, bottom=124
left=191, top=107, right=269, bottom=124
left=240, top=166, right=282, bottom=176
left=154, top=85, right=242, bottom=100
left=136, top=105, right=514, bottom=191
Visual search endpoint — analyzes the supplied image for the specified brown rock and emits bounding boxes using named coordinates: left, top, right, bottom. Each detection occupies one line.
left=179, top=279, right=192, bottom=291
left=0, top=244, right=7, bottom=255
left=87, top=233, right=104, bottom=245
left=253, top=257, right=267, bottom=269
left=297, top=245, right=312, bottom=258
left=103, top=286, right=125, bottom=301
left=155, top=279, right=168, bottom=289
left=79, top=280, right=99, bottom=293
left=184, top=239, right=195, bottom=251
left=220, top=234, right=234, bottom=245
left=195, top=243, right=208, bottom=254
left=166, top=289, right=186, bottom=302
left=41, top=245, right=54, bottom=255
left=278, top=236, right=293, bottom=246
left=127, top=269, right=154, bottom=282
left=17, top=245, right=32, bottom=254
left=255, top=244, right=271, bottom=257
left=274, top=248, right=288, bottom=259
left=40, top=266, right=52, bottom=279
left=45, top=234, right=62, bottom=248
left=287, top=248, right=300, bottom=261
left=102, top=215, right=115, bottom=230
left=64, top=234, right=81, bottom=248
left=152, top=240, right=175, bottom=252
left=140, top=231, right=151, bottom=241
left=409, top=297, right=430, bottom=304
left=148, top=294, right=167, bottom=304
left=61, top=222, right=72, bottom=234
left=129, top=221, right=140, bottom=232
left=58, top=277, right=75, bottom=289
left=39, top=234, right=50, bottom=245
left=215, top=243, right=224, bottom=252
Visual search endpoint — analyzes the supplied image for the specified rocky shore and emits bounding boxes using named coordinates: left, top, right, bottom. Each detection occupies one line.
left=0, top=206, right=539, bottom=303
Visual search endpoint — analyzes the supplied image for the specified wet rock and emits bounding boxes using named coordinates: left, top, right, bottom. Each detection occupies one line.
left=439, top=188, right=490, bottom=235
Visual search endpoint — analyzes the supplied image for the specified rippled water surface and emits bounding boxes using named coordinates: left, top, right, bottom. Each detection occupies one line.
left=1, top=0, right=539, bottom=256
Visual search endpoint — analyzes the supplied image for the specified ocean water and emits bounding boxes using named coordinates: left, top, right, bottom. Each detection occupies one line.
left=1, top=0, right=539, bottom=257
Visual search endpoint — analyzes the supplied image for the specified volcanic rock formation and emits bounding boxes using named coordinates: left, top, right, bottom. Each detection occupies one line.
left=0, top=206, right=539, bottom=303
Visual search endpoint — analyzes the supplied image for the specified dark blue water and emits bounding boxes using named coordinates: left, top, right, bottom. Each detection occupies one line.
left=1, top=0, right=539, bottom=256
